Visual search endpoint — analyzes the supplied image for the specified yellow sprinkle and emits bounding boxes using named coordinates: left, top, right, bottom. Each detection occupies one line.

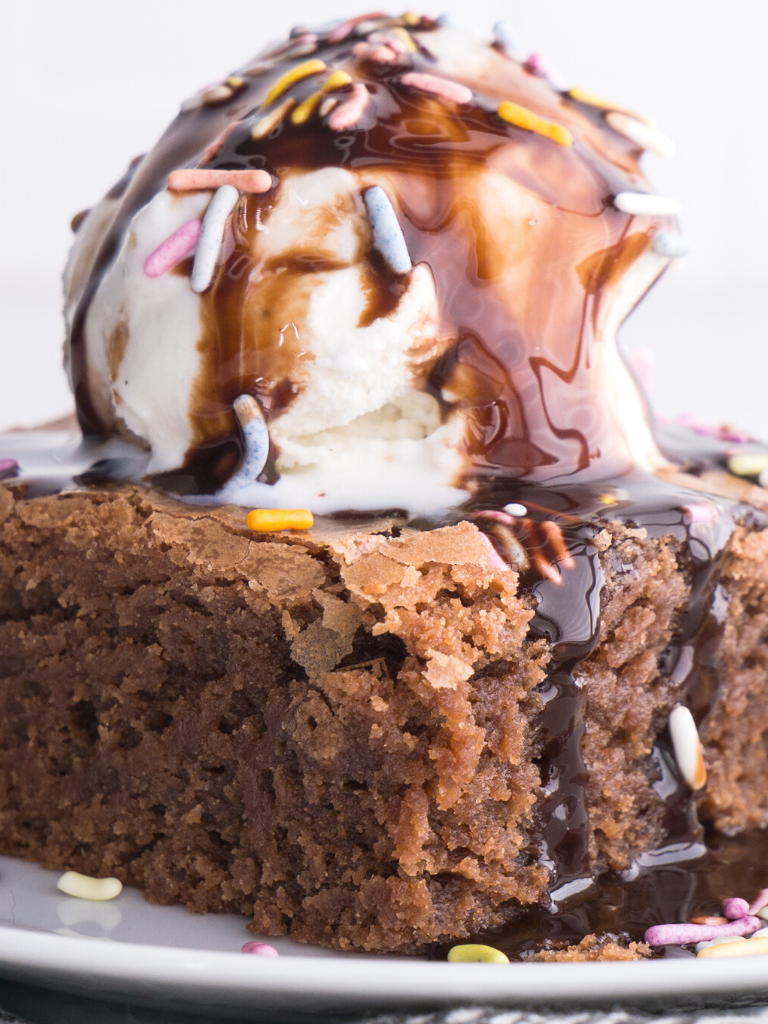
left=262, top=59, right=327, bottom=108
left=251, top=98, right=295, bottom=140
left=447, top=944, right=509, bottom=964
left=245, top=509, right=314, bottom=533
left=57, top=871, right=123, bottom=901
left=401, top=11, right=419, bottom=25
left=292, top=71, right=353, bottom=124
left=497, top=101, right=573, bottom=147
left=599, top=494, right=616, bottom=505
left=226, top=76, right=245, bottom=89
left=697, top=936, right=768, bottom=958
left=727, top=453, right=768, bottom=478
left=390, top=26, right=418, bottom=51
left=566, top=87, right=654, bottom=127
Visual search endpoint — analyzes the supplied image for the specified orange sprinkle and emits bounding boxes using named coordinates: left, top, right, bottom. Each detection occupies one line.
left=168, top=169, right=272, bottom=193
left=566, top=87, right=654, bottom=127
left=245, top=509, right=314, bottom=533
left=497, top=101, right=572, bottom=147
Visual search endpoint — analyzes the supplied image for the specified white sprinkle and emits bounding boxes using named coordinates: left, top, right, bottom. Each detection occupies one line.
left=493, top=21, right=519, bottom=57
left=652, top=231, right=690, bottom=258
left=669, top=704, right=707, bottom=791
left=503, top=502, right=527, bottom=517
left=614, top=192, right=681, bottom=217
left=57, top=871, right=123, bottom=902
left=696, top=935, right=746, bottom=952
left=605, top=111, right=676, bottom=159
left=758, top=907, right=768, bottom=923
left=750, top=926, right=768, bottom=939
left=191, top=184, right=239, bottom=293
left=222, top=395, right=270, bottom=493
left=363, top=186, right=412, bottom=275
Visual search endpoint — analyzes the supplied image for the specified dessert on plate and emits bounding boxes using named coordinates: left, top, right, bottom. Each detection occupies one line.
left=3, top=12, right=768, bottom=960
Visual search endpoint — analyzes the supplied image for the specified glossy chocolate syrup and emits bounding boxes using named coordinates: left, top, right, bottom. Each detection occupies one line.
left=20, top=14, right=768, bottom=952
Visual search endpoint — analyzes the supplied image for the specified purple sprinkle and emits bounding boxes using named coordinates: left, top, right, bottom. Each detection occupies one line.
left=723, top=897, right=751, bottom=920
left=0, top=458, right=19, bottom=480
left=241, top=941, right=279, bottom=956
left=645, top=916, right=761, bottom=947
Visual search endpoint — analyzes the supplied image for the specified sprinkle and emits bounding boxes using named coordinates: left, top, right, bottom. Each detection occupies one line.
left=493, top=21, right=518, bottom=58
left=251, top=98, right=296, bottom=140
left=262, top=59, right=327, bottom=108
left=200, top=84, right=235, bottom=106
left=724, top=898, right=751, bottom=920
left=190, top=185, right=239, bottom=294
left=245, top=509, right=314, bottom=533
left=223, top=395, right=270, bottom=490
left=369, top=45, right=399, bottom=63
left=690, top=916, right=729, bottom=926
left=605, top=111, right=676, bottom=159
left=144, top=219, right=202, bottom=278
left=353, top=42, right=372, bottom=57
left=653, top=231, right=689, bottom=258
left=698, top=936, right=768, bottom=958
left=749, top=889, right=768, bottom=915
left=728, top=453, right=768, bottom=478
left=540, top=521, right=576, bottom=570
left=599, top=494, right=616, bottom=505
left=682, top=503, right=718, bottom=525
left=668, top=705, right=707, bottom=791
left=613, top=192, right=681, bottom=216
left=751, top=926, right=768, bottom=938
left=448, top=944, right=509, bottom=964
left=645, top=916, right=761, bottom=946
left=523, top=53, right=566, bottom=91
left=328, top=82, right=371, bottom=131
left=168, top=169, right=272, bottom=194
left=697, top=936, right=746, bottom=952
left=487, top=523, right=529, bottom=573
left=497, top=101, right=573, bottom=147
left=363, top=186, right=412, bottom=275
left=400, top=72, right=473, bottom=106
left=758, top=907, right=768, bottom=923
left=0, top=458, right=18, bottom=480
left=328, top=18, right=357, bottom=42
left=566, top=87, right=654, bottom=127
left=503, top=503, right=527, bottom=517
left=475, top=510, right=517, bottom=526
left=386, top=26, right=418, bottom=53
left=241, top=941, right=279, bottom=956
left=292, top=71, right=353, bottom=124
left=319, top=97, right=338, bottom=118
left=57, top=871, right=122, bottom=902
left=480, top=534, right=511, bottom=574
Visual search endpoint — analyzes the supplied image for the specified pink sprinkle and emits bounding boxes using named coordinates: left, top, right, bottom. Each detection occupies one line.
left=0, top=458, right=18, bottom=479
left=328, top=12, right=388, bottom=43
left=352, top=42, right=371, bottom=57
left=168, top=169, right=272, bottom=194
left=328, top=83, right=371, bottom=131
left=523, top=53, right=566, bottom=91
left=369, top=32, right=408, bottom=55
left=724, top=897, right=751, bottom=920
left=480, top=534, right=510, bottom=573
left=682, top=503, right=718, bottom=525
left=144, top=220, right=202, bottom=278
left=400, top=72, right=473, bottom=106
left=749, top=888, right=768, bottom=916
left=645, top=916, right=761, bottom=946
left=628, top=347, right=654, bottom=396
left=369, top=45, right=398, bottom=63
left=475, top=510, right=517, bottom=526
left=241, top=941, right=279, bottom=956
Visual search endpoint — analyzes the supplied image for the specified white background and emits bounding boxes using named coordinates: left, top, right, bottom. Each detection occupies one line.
left=0, top=1, right=765, bottom=434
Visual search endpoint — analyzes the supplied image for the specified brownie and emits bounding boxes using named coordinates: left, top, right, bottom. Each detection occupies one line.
left=1, top=479, right=766, bottom=953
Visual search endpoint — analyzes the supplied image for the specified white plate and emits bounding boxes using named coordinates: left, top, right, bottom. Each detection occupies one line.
left=1, top=857, right=768, bottom=1018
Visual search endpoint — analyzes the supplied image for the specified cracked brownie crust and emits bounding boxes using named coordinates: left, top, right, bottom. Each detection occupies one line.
left=0, top=483, right=767, bottom=952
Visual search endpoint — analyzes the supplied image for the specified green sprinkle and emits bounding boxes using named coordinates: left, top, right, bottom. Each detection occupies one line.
left=447, top=944, right=509, bottom=964
left=727, top=454, right=768, bottom=478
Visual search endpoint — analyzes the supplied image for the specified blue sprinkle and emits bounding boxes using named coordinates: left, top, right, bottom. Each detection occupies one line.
left=363, top=187, right=412, bottom=276
left=652, top=231, right=689, bottom=258
left=225, top=395, right=270, bottom=493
